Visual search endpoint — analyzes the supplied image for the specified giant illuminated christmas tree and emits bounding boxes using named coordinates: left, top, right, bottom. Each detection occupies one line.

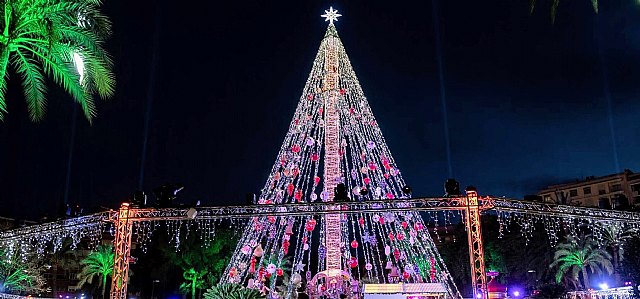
left=220, top=8, right=460, bottom=298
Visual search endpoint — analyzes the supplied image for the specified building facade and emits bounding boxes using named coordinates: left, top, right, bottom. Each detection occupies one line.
left=537, top=169, right=640, bottom=208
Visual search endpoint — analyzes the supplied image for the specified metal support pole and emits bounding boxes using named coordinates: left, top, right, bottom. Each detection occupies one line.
left=465, top=190, right=487, bottom=299
left=110, top=203, right=134, bottom=299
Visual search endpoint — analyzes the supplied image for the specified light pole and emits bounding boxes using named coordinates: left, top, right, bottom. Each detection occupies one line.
left=150, top=280, right=160, bottom=299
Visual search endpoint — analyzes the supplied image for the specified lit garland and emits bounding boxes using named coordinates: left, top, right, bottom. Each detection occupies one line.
left=0, top=212, right=112, bottom=260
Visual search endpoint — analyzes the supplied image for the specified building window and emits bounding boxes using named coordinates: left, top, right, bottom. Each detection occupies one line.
left=569, top=189, right=578, bottom=197
left=583, top=187, right=592, bottom=195
left=610, top=184, right=623, bottom=192
left=599, top=184, right=607, bottom=195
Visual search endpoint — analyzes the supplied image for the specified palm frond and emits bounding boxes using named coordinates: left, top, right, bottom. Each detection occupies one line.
left=13, top=50, right=47, bottom=120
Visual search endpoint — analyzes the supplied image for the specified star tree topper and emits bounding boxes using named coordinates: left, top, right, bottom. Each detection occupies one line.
left=321, top=7, right=342, bottom=25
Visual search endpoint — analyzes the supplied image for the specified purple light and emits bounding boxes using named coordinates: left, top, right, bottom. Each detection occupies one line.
left=513, top=291, right=520, bottom=297
left=476, top=293, right=483, bottom=299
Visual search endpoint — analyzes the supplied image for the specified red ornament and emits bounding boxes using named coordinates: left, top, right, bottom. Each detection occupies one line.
left=305, top=219, right=317, bottom=231
left=363, top=177, right=371, bottom=185
left=388, top=232, right=395, bottom=241
left=414, top=222, right=424, bottom=231
left=351, top=240, right=359, bottom=249
left=349, top=107, right=355, bottom=114
left=265, top=273, right=272, bottom=279
left=276, top=268, right=284, bottom=276
left=314, top=176, right=321, bottom=185
left=397, top=233, right=405, bottom=241
left=386, top=192, right=395, bottom=199
left=292, top=168, right=300, bottom=178
left=401, top=221, right=408, bottom=229
left=267, top=216, right=276, bottom=224
left=319, top=107, right=324, bottom=114
left=358, top=217, right=365, bottom=226
left=295, top=190, right=303, bottom=202
left=348, top=257, right=358, bottom=268
left=249, top=258, right=256, bottom=273
left=311, top=153, right=319, bottom=161
left=291, top=144, right=301, bottom=153
left=384, top=173, right=390, bottom=179
left=393, top=248, right=401, bottom=260
left=307, top=94, right=313, bottom=100
left=379, top=216, right=385, bottom=225
left=368, top=162, right=377, bottom=170
left=287, top=183, right=294, bottom=196
left=339, top=88, right=346, bottom=95
left=402, top=271, right=410, bottom=280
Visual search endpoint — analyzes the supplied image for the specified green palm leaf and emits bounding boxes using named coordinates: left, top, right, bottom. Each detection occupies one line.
left=0, top=0, right=115, bottom=122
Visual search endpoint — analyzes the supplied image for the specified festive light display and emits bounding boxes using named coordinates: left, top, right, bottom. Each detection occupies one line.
left=218, top=11, right=461, bottom=298
left=0, top=212, right=111, bottom=261
left=1, top=7, right=640, bottom=299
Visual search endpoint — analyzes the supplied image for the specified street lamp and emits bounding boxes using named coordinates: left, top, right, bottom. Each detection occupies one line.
left=150, top=280, right=160, bottom=299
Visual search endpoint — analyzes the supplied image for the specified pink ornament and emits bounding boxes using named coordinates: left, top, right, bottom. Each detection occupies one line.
left=368, top=162, right=377, bottom=170
left=386, top=192, right=395, bottom=199
left=365, top=263, right=373, bottom=271
left=351, top=240, right=359, bottom=249
left=379, top=216, right=385, bottom=225
left=307, top=94, right=313, bottom=100
left=358, top=217, right=365, bottom=226
left=414, top=222, right=424, bottom=231
left=363, top=177, right=371, bottom=185
left=401, top=221, right=408, bottom=229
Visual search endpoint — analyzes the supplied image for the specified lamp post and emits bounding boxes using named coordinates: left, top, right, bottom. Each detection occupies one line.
left=150, top=280, right=160, bottom=299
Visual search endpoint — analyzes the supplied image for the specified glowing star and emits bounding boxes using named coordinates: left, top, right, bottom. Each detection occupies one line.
left=294, top=263, right=306, bottom=271
left=321, top=7, right=342, bottom=25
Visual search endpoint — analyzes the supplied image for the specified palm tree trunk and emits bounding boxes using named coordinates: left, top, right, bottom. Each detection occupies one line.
left=0, top=44, right=9, bottom=78
left=102, top=275, right=107, bottom=299
left=191, top=278, right=196, bottom=299
left=52, top=266, right=58, bottom=297
left=581, top=268, right=590, bottom=290
left=613, top=247, right=621, bottom=285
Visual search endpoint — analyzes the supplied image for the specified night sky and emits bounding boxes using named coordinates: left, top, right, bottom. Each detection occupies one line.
left=1, top=1, right=639, bottom=220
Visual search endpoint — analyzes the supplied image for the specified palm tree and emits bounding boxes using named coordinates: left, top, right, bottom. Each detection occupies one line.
left=597, top=224, right=637, bottom=275
left=203, top=284, right=265, bottom=299
left=179, top=267, right=207, bottom=299
left=0, top=249, right=49, bottom=293
left=77, top=244, right=114, bottom=299
left=0, top=0, right=115, bottom=122
left=550, top=235, right=613, bottom=290
left=529, top=0, right=599, bottom=23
